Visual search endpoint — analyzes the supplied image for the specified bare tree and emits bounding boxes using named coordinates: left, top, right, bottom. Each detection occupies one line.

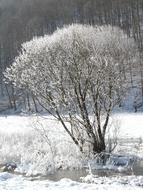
left=4, top=24, right=136, bottom=153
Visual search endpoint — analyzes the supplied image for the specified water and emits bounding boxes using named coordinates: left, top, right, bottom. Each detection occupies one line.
left=42, top=169, right=125, bottom=182
left=133, top=160, right=143, bottom=176
left=42, top=169, right=87, bottom=182
left=32, top=159, right=143, bottom=182
left=1, top=158, right=143, bottom=182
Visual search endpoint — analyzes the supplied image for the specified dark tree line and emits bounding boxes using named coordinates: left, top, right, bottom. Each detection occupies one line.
left=0, top=0, right=143, bottom=111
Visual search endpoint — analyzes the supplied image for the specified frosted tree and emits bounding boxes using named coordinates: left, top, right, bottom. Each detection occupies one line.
left=4, top=24, right=136, bottom=153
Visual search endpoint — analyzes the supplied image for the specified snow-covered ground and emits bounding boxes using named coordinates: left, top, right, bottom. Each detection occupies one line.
left=0, top=113, right=143, bottom=189
left=113, top=113, right=143, bottom=138
left=1, top=113, right=143, bottom=137
left=0, top=172, right=143, bottom=190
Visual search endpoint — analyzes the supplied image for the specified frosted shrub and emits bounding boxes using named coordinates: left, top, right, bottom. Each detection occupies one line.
left=0, top=116, right=83, bottom=175
left=5, top=24, right=137, bottom=154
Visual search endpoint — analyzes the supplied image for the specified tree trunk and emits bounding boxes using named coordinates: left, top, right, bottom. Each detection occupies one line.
left=92, top=138, right=106, bottom=154
left=5, top=84, right=13, bottom=109
left=32, top=95, right=38, bottom=112
left=27, top=93, right=31, bottom=112
left=11, top=86, right=17, bottom=111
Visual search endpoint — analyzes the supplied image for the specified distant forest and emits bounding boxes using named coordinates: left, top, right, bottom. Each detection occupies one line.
left=0, top=0, right=143, bottom=112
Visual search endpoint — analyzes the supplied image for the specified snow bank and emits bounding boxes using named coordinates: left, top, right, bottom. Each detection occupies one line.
left=81, top=174, right=143, bottom=189
left=0, top=172, right=13, bottom=181
left=0, top=173, right=143, bottom=190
